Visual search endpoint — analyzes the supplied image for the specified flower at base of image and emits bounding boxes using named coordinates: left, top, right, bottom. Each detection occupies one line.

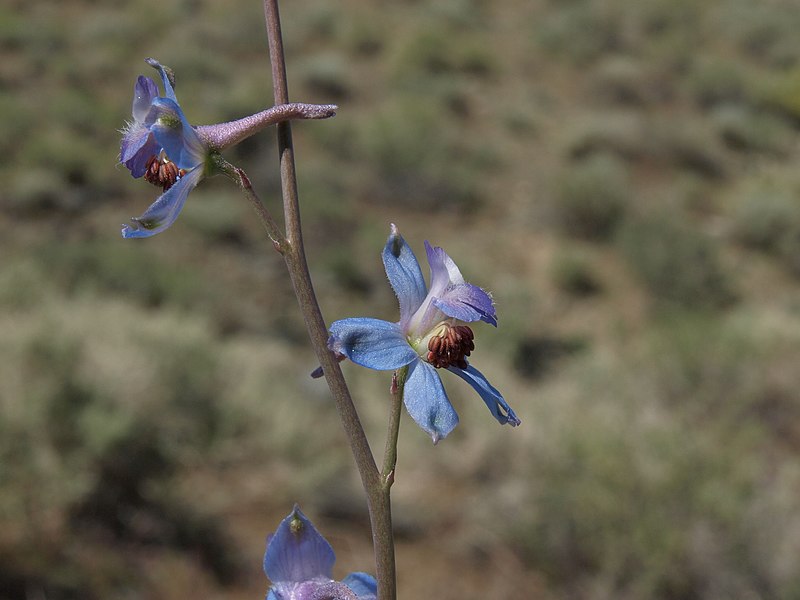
left=328, top=224, right=520, bottom=443
left=264, top=506, right=377, bottom=600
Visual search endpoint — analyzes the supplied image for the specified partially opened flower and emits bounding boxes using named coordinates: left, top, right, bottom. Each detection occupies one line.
left=119, top=58, right=211, bottom=238
left=119, top=58, right=337, bottom=238
left=328, top=224, right=520, bottom=443
left=264, top=505, right=377, bottom=600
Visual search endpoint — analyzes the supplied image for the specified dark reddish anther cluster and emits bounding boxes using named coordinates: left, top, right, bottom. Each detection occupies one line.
left=144, top=154, right=186, bottom=191
left=427, top=325, right=475, bottom=369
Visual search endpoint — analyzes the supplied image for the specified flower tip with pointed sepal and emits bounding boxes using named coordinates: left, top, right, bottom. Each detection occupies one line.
left=264, top=506, right=377, bottom=600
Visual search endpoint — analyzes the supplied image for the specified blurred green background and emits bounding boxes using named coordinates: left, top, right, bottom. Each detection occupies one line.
left=3, top=0, right=800, bottom=598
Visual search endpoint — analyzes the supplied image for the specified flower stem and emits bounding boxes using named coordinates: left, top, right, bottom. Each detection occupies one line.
left=226, top=163, right=287, bottom=251
left=382, top=369, right=405, bottom=488
left=262, top=1, right=397, bottom=598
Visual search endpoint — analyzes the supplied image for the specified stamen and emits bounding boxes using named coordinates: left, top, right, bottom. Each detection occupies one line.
left=143, top=153, right=187, bottom=191
left=426, top=324, right=475, bottom=369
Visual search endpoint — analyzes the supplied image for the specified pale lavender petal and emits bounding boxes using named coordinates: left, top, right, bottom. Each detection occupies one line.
left=328, top=318, right=418, bottom=371
left=433, top=282, right=497, bottom=326
left=448, top=364, right=520, bottom=427
left=269, top=580, right=359, bottom=600
left=382, top=224, right=427, bottom=329
left=425, top=241, right=457, bottom=299
left=263, top=506, right=335, bottom=584
left=150, top=97, right=207, bottom=170
left=120, top=125, right=159, bottom=178
left=404, top=359, right=459, bottom=443
left=132, top=76, right=159, bottom=122
left=342, top=573, right=377, bottom=599
left=121, top=167, right=202, bottom=238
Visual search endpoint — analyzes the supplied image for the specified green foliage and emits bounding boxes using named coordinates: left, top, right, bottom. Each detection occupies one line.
left=731, top=169, right=800, bottom=277
left=36, top=241, right=205, bottom=308
left=354, top=99, right=485, bottom=212
left=553, top=153, right=631, bottom=241
left=509, top=313, right=800, bottom=599
left=617, top=213, right=735, bottom=310
left=685, top=56, right=751, bottom=108
left=711, top=104, right=793, bottom=156
left=536, top=3, right=623, bottom=65
left=4, top=0, right=800, bottom=597
left=391, top=26, right=497, bottom=80
left=756, top=67, right=800, bottom=121
left=550, top=248, right=602, bottom=296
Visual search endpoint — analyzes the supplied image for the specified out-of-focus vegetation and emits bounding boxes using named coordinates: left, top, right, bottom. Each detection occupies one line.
left=2, top=0, right=800, bottom=598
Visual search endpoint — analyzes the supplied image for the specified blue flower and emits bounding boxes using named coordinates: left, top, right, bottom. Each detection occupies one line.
left=328, top=225, right=520, bottom=443
left=119, top=58, right=211, bottom=238
left=264, top=506, right=377, bottom=600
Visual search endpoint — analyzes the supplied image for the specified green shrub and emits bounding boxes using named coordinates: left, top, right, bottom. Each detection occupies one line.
left=536, top=4, right=623, bottom=65
left=553, top=153, right=631, bottom=240
left=589, top=55, right=667, bottom=107
left=730, top=169, right=800, bottom=277
left=755, top=67, right=800, bottom=121
left=649, top=117, right=729, bottom=179
left=617, top=213, right=735, bottom=310
left=562, top=112, right=648, bottom=162
left=550, top=248, right=603, bottom=296
left=713, top=0, right=800, bottom=68
left=391, top=27, right=497, bottom=79
left=711, top=104, right=793, bottom=156
left=297, top=54, right=352, bottom=101
left=509, top=314, right=800, bottom=599
left=36, top=241, right=205, bottom=308
left=355, top=100, right=484, bottom=212
left=685, top=56, right=750, bottom=108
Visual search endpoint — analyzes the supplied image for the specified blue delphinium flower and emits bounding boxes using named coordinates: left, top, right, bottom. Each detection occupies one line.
left=264, top=505, right=377, bottom=600
left=328, top=224, right=520, bottom=443
left=119, top=59, right=337, bottom=238
left=119, top=58, right=210, bottom=238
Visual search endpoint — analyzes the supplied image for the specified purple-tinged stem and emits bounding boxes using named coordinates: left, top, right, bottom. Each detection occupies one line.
left=261, top=1, right=398, bottom=598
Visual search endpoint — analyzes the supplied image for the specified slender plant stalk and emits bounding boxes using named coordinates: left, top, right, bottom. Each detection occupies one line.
left=229, top=165, right=286, bottom=251
left=382, top=369, right=405, bottom=487
left=261, top=1, right=397, bottom=597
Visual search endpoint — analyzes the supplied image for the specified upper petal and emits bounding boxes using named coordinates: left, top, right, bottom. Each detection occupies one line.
left=263, top=506, right=335, bottom=585
left=433, top=283, right=497, bottom=326
left=403, top=359, right=459, bottom=443
left=382, top=224, right=427, bottom=329
left=448, top=364, right=520, bottom=427
left=132, top=75, right=159, bottom=122
left=150, top=97, right=207, bottom=170
left=425, top=241, right=465, bottom=298
left=329, top=318, right=418, bottom=371
left=121, top=166, right=203, bottom=238
left=342, top=573, right=378, bottom=599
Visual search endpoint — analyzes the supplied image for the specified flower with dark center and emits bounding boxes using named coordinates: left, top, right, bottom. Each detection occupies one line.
left=119, top=58, right=337, bottom=238
left=327, top=225, right=520, bottom=443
